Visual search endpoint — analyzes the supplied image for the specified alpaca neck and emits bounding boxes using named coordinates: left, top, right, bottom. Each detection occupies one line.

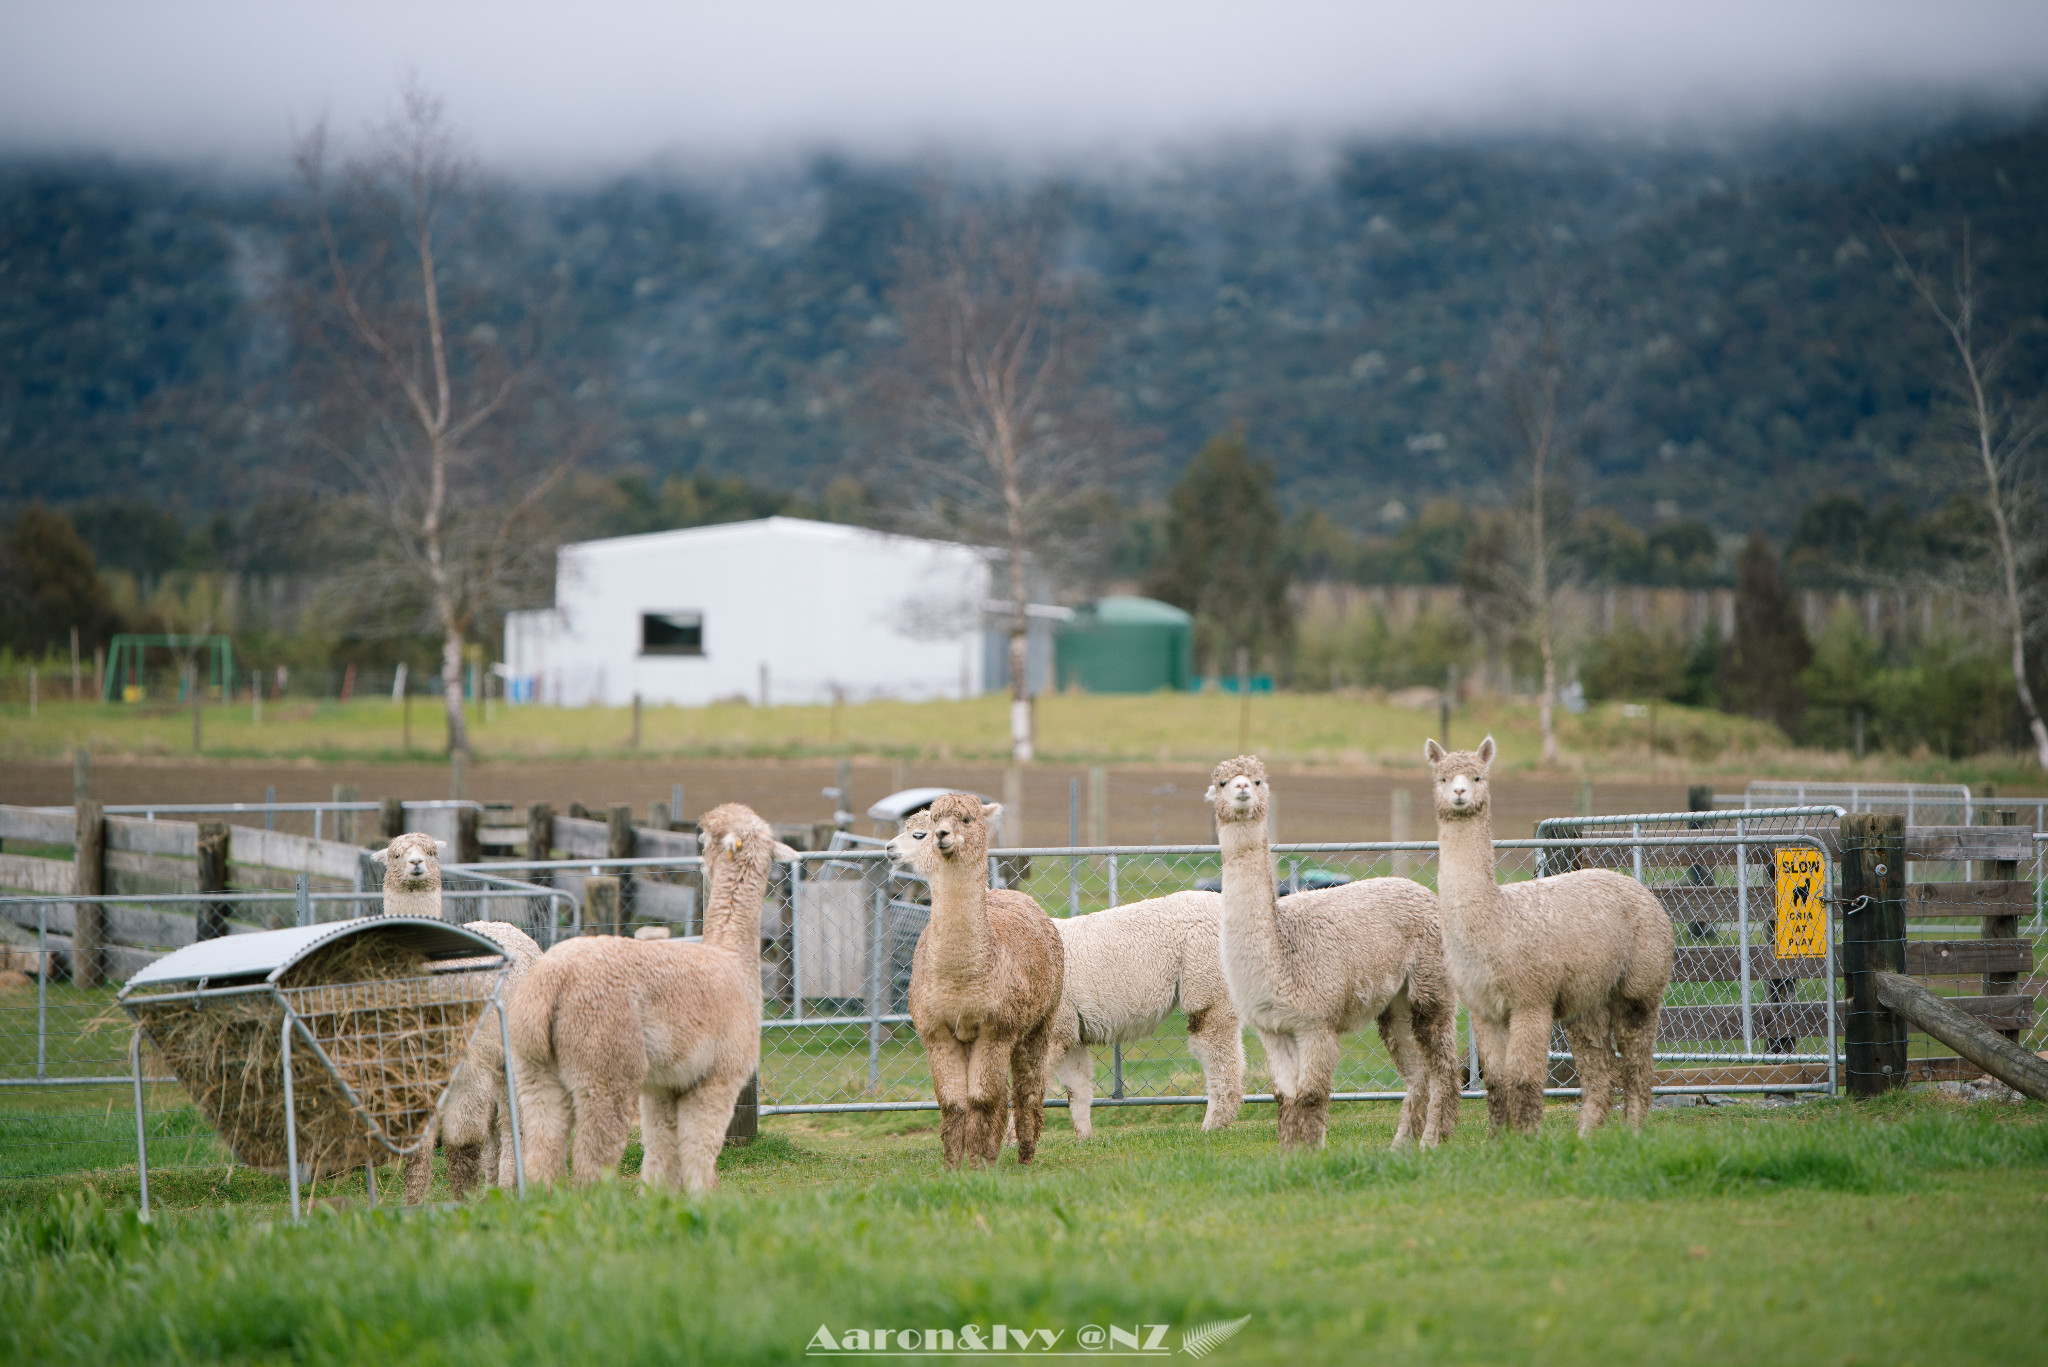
left=1434, top=805, right=1505, bottom=939
left=926, top=858, right=995, bottom=982
left=700, top=859, right=769, bottom=957
left=1217, top=817, right=1286, bottom=977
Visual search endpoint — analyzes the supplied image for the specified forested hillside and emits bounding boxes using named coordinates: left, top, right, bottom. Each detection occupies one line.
left=3, top=108, right=2045, bottom=545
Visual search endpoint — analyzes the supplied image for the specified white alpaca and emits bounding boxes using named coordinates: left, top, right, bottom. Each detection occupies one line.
left=371, top=832, right=447, bottom=918
left=1045, top=891, right=1244, bottom=1138
left=511, top=804, right=797, bottom=1191
left=401, top=920, right=542, bottom=1203
left=1208, top=756, right=1461, bottom=1150
left=1427, top=736, right=1674, bottom=1136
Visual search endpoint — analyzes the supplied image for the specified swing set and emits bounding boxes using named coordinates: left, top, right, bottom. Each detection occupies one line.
left=101, top=634, right=236, bottom=704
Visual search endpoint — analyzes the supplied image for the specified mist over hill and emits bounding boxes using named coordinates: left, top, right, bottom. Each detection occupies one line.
left=3, top=107, right=2046, bottom=542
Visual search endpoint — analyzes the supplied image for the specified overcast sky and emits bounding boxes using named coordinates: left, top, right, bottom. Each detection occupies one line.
left=3, top=1, right=2046, bottom=173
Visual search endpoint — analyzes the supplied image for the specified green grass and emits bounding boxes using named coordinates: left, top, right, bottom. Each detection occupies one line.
left=2, top=1093, right=2044, bottom=1364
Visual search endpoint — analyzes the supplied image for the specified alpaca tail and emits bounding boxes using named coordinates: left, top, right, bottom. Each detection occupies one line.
left=508, top=950, right=567, bottom=1069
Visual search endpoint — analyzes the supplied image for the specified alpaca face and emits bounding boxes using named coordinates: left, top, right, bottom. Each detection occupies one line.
left=698, top=802, right=799, bottom=873
left=1424, top=735, right=1496, bottom=821
left=1205, top=755, right=1269, bottom=826
left=374, top=832, right=446, bottom=890
left=923, top=794, right=999, bottom=863
left=884, top=810, right=932, bottom=868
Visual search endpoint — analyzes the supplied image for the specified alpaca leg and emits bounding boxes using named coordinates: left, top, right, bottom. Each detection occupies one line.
left=567, top=1083, right=638, bottom=1184
left=1186, top=1009, right=1245, bottom=1132
left=1009, top=1021, right=1055, bottom=1165
left=517, top=1066, right=574, bottom=1185
left=924, top=1032, right=972, bottom=1168
left=402, top=1116, right=437, bottom=1204
left=639, top=1089, right=681, bottom=1187
left=1291, top=1027, right=1342, bottom=1150
left=1561, top=1010, right=1617, bottom=1137
left=1259, top=1029, right=1301, bottom=1146
left=1054, top=1044, right=1096, bottom=1140
left=1613, top=995, right=1661, bottom=1130
left=445, top=1141, right=485, bottom=1200
left=1503, top=1007, right=1554, bottom=1134
left=476, top=1101, right=501, bottom=1194
left=1376, top=994, right=1427, bottom=1150
left=1472, top=1015, right=1512, bottom=1137
left=964, top=1038, right=1016, bottom=1165
left=1414, top=993, right=1462, bottom=1147
left=670, top=1075, right=749, bottom=1193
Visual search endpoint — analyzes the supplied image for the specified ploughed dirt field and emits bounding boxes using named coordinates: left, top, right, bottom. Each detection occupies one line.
left=3, top=756, right=1709, bottom=846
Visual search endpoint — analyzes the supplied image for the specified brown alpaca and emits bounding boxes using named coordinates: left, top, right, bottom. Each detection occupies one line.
left=511, top=803, right=797, bottom=1190
left=1427, top=737, right=1675, bottom=1137
left=889, top=796, right=1064, bottom=1167
left=1208, top=756, right=1461, bottom=1150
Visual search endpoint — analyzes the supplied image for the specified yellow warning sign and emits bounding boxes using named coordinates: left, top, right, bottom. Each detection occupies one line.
left=1775, top=848, right=1826, bottom=958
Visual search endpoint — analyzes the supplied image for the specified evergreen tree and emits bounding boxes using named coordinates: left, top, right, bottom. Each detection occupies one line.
left=0, top=505, right=119, bottom=654
left=1719, top=533, right=1812, bottom=734
left=1148, top=429, right=1292, bottom=675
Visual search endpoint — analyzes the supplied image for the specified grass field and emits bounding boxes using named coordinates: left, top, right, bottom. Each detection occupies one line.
left=1, top=1093, right=2044, bottom=1364
left=5, top=689, right=2015, bottom=782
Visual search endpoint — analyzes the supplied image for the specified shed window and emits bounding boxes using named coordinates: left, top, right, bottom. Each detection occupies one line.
left=641, top=611, right=704, bottom=656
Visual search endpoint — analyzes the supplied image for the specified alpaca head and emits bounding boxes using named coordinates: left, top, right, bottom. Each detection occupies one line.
left=887, top=793, right=999, bottom=872
left=697, top=802, right=800, bottom=879
left=372, top=832, right=446, bottom=891
left=1424, top=735, right=1496, bottom=821
left=1205, top=755, right=1270, bottom=827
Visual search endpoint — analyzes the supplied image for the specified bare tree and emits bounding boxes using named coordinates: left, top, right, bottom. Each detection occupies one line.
left=881, top=196, right=1111, bottom=762
left=1486, top=278, right=1594, bottom=767
left=1886, top=224, right=2048, bottom=769
left=292, top=82, right=579, bottom=757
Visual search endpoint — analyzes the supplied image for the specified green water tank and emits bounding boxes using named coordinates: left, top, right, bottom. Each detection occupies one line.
left=1054, top=596, right=1195, bottom=694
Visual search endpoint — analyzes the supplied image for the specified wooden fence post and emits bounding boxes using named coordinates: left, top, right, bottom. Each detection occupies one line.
left=584, top=876, right=622, bottom=936
left=195, top=821, right=231, bottom=941
left=379, top=797, right=405, bottom=842
left=73, top=799, right=104, bottom=988
left=1977, top=808, right=2022, bottom=1043
left=526, top=802, right=555, bottom=863
left=725, top=1073, right=758, bottom=1146
left=607, top=802, right=636, bottom=926
left=455, top=806, right=482, bottom=865
left=332, top=784, right=357, bottom=845
left=1840, top=812, right=1907, bottom=1096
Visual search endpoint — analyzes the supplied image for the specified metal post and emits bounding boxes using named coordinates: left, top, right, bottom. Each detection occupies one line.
left=281, top=1014, right=301, bottom=1221
left=295, top=874, right=312, bottom=928
left=496, top=997, right=526, bottom=1198
left=1631, top=820, right=1643, bottom=883
left=1068, top=777, right=1081, bottom=918
left=1826, top=846, right=1839, bottom=1096
left=1112, top=1042, right=1124, bottom=1100
left=131, top=1028, right=151, bottom=1219
left=789, top=855, right=804, bottom=1023
left=266, top=785, right=276, bottom=832
left=364, top=1161, right=377, bottom=1206
left=1107, top=853, right=1119, bottom=909
left=36, top=902, right=48, bottom=1079
left=314, top=807, right=323, bottom=841
left=1736, top=819, right=1753, bottom=1052
left=867, top=881, right=885, bottom=1091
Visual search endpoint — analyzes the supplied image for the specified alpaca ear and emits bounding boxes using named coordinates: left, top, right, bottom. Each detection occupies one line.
left=771, top=841, right=801, bottom=863
left=1423, top=738, right=1446, bottom=764
left=370, top=848, right=388, bottom=865
left=1203, top=784, right=1218, bottom=802
left=434, top=839, right=448, bottom=854
left=979, top=802, right=1003, bottom=823
left=1476, top=735, right=1496, bottom=769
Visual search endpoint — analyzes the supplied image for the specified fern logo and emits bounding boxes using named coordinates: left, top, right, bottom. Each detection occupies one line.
left=1180, top=1315, right=1252, bottom=1359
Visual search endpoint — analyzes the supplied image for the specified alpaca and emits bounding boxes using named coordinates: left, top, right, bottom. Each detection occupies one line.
left=371, top=832, right=447, bottom=918
left=1426, top=736, right=1675, bottom=1136
left=1208, top=756, right=1460, bottom=1150
left=401, top=920, right=542, bottom=1203
left=1045, top=891, right=1243, bottom=1138
left=888, top=796, right=1064, bottom=1167
left=511, top=804, right=797, bottom=1191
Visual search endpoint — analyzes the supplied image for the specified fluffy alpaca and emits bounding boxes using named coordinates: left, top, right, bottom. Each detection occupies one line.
left=1427, top=736, right=1675, bottom=1137
left=1044, top=891, right=1243, bottom=1138
left=888, top=796, right=1064, bottom=1167
left=511, top=804, right=797, bottom=1191
left=1208, top=756, right=1460, bottom=1150
left=401, top=920, right=542, bottom=1203
left=371, top=832, right=447, bottom=918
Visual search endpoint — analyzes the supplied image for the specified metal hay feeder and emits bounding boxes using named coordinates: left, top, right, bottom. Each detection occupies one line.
left=118, top=917, right=524, bottom=1218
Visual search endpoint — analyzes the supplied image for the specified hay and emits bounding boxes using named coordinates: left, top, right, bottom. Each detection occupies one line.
left=133, top=934, right=499, bottom=1177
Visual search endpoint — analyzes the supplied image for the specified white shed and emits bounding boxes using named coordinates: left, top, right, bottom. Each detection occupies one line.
left=503, top=517, right=1012, bottom=707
